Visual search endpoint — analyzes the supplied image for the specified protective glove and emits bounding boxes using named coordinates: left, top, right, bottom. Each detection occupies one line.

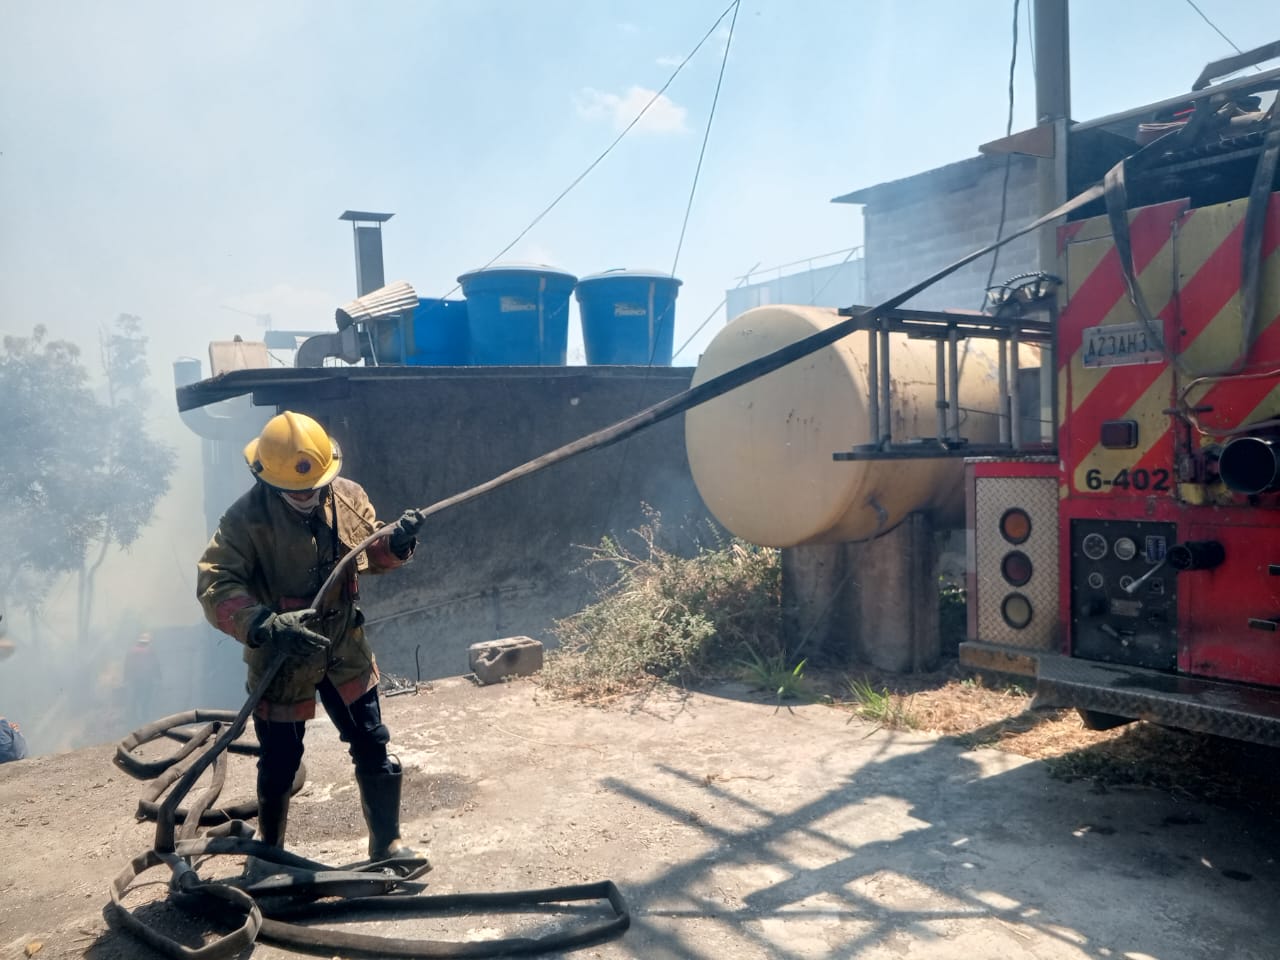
left=387, top=509, right=424, bottom=558
left=252, top=609, right=330, bottom=658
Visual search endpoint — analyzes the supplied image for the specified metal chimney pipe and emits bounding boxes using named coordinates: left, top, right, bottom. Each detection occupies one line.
left=339, top=210, right=395, bottom=296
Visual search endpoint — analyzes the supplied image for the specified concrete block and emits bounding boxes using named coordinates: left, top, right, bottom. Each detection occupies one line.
left=469, top=636, right=544, bottom=685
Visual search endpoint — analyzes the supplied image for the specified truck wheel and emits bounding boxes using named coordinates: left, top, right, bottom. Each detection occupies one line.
left=1077, top=708, right=1134, bottom=731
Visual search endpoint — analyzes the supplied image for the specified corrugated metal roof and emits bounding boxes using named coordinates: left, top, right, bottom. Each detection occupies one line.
left=335, top=280, right=418, bottom=329
left=831, top=154, right=1034, bottom=207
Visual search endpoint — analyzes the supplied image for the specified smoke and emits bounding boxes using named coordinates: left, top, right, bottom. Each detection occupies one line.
left=0, top=335, right=253, bottom=758
left=0, top=611, right=248, bottom=757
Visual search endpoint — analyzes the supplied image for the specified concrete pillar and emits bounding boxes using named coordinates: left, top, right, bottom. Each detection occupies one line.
left=852, top=512, right=941, bottom=673
left=781, top=543, right=857, bottom=667
left=781, top=512, right=942, bottom=673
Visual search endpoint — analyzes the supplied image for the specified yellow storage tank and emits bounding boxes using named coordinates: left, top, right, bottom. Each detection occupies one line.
left=685, top=305, right=1013, bottom=547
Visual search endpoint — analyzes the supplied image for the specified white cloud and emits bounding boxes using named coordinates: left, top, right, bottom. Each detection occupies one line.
left=655, top=55, right=684, bottom=68
left=617, top=22, right=639, bottom=33
left=575, top=86, right=688, bottom=135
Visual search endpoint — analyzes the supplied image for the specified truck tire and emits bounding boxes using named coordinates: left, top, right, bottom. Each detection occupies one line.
left=1077, top=708, right=1134, bottom=731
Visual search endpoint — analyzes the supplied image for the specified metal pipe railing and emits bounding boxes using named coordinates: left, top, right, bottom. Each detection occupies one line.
left=935, top=338, right=948, bottom=443
left=946, top=326, right=961, bottom=441
left=1010, top=326, right=1023, bottom=448
left=877, top=323, right=892, bottom=445
left=866, top=326, right=880, bottom=449
left=997, top=336, right=1011, bottom=444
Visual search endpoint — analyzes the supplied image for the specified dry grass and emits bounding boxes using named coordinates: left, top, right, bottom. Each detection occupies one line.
left=823, top=665, right=1280, bottom=817
left=537, top=515, right=1280, bottom=818
left=540, top=511, right=782, bottom=700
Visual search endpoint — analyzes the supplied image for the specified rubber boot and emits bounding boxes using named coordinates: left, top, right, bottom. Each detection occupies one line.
left=245, top=792, right=290, bottom=881
left=355, top=762, right=419, bottom=861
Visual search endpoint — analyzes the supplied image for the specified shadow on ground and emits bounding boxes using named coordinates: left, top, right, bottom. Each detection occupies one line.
left=69, top=674, right=1280, bottom=960
left=595, top=721, right=1278, bottom=959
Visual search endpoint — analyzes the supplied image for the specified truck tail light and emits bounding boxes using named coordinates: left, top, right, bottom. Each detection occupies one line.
left=1000, top=508, right=1032, bottom=544
left=1001, top=551, right=1033, bottom=587
left=1001, top=593, right=1033, bottom=629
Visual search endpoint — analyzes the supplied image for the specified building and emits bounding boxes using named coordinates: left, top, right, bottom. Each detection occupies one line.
left=833, top=154, right=1040, bottom=311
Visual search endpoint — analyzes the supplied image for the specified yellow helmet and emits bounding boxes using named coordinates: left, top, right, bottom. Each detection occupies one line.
left=243, top=411, right=342, bottom=491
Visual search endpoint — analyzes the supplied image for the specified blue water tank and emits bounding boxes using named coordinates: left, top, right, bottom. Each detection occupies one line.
left=404, top=298, right=469, bottom=365
left=574, top=269, right=683, bottom=365
left=457, top=263, right=578, bottom=365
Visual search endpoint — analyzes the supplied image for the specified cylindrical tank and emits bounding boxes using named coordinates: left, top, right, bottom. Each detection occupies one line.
left=685, top=305, right=1015, bottom=547
left=405, top=298, right=469, bottom=365
left=575, top=269, right=683, bottom=365
left=457, top=263, right=577, bottom=365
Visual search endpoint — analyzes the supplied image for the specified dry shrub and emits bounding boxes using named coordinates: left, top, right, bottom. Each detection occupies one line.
left=540, top=512, right=781, bottom=699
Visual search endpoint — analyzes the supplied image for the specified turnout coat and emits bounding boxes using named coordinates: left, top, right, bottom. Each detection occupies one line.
left=197, top=477, right=409, bottom=721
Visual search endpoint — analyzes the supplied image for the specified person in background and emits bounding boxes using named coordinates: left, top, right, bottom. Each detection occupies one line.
left=196, top=411, right=425, bottom=871
left=123, top=631, right=158, bottom=729
left=0, top=613, right=14, bottom=663
left=0, top=716, right=28, bottom=763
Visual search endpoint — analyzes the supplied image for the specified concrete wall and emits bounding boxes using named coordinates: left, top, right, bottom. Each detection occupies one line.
left=254, top=367, right=709, bottom=682
left=861, top=155, right=1039, bottom=311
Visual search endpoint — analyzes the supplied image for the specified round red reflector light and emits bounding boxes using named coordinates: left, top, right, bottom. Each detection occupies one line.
left=1001, top=551, right=1033, bottom=587
left=1001, top=593, right=1033, bottom=629
left=999, top=508, right=1032, bottom=545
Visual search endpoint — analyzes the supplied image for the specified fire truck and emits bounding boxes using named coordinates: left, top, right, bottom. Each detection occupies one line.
left=959, top=43, right=1280, bottom=743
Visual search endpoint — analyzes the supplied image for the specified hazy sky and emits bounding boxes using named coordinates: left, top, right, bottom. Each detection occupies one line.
left=1, top=0, right=1276, bottom=634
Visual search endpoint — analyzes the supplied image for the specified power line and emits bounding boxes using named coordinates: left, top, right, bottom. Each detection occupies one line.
left=980, top=0, right=1021, bottom=307
left=655, top=0, right=740, bottom=368
left=1182, top=0, right=1254, bottom=60
left=670, top=0, right=740, bottom=278
left=590, top=2, right=743, bottom=635
left=672, top=298, right=729, bottom=362
left=672, top=260, right=760, bottom=362
left=434, top=0, right=741, bottom=300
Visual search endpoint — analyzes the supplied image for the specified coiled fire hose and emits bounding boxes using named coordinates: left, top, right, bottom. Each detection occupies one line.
left=109, top=165, right=1123, bottom=958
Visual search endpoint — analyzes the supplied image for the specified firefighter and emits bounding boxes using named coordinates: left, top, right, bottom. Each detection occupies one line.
left=196, top=410, right=425, bottom=870
left=0, top=716, right=28, bottom=763
left=123, top=631, right=158, bottom=730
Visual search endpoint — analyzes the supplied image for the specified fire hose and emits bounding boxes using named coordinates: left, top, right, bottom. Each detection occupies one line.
left=112, top=658, right=631, bottom=958
left=109, top=154, right=1149, bottom=956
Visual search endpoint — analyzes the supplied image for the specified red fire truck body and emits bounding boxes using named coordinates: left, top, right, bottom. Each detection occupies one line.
left=961, top=70, right=1280, bottom=743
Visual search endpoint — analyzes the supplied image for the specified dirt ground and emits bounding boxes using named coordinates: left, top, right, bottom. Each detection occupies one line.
left=1, top=667, right=1278, bottom=959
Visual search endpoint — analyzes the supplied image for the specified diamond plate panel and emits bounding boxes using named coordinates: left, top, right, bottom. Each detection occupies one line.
left=1033, top=654, right=1280, bottom=748
left=974, top=476, right=1059, bottom=650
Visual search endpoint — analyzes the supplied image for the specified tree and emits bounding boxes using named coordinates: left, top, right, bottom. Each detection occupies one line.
left=0, top=318, right=176, bottom=646
left=0, top=326, right=103, bottom=618
left=76, top=315, right=177, bottom=645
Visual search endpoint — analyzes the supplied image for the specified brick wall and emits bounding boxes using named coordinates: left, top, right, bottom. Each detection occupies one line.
left=862, top=155, right=1040, bottom=310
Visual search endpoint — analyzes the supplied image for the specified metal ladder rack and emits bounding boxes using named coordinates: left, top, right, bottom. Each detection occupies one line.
left=831, top=302, right=1055, bottom=462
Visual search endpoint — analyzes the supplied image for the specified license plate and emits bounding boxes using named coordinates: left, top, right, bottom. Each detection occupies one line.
left=1081, top=322, right=1165, bottom=368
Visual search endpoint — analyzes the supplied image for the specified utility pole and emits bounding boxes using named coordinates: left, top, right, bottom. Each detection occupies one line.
left=1034, top=0, right=1070, bottom=442
left=1034, top=0, right=1071, bottom=125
